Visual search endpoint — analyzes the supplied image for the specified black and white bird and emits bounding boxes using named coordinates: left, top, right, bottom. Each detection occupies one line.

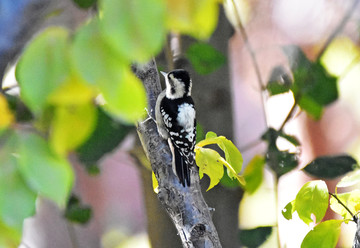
left=155, top=69, right=196, bottom=187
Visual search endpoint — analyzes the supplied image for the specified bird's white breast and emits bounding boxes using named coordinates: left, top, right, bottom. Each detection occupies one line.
left=177, top=103, right=195, bottom=130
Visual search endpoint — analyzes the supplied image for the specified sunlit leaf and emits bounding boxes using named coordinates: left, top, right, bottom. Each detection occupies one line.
left=243, top=155, right=265, bottom=194
left=301, top=220, right=343, bottom=248
left=0, top=220, right=20, bottom=248
left=320, top=37, right=360, bottom=77
left=337, top=170, right=360, bottom=188
left=17, top=132, right=74, bottom=206
left=186, top=42, right=226, bottom=75
left=100, top=67, right=147, bottom=123
left=197, top=132, right=243, bottom=179
left=152, top=171, right=159, bottom=194
left=48, top=74, right=96, bottom=106
left=330, top=190, right=360, bottom=221
left=50, top=104, right=97, bottom=155
left=0, top=94, right=14, bottom=129
left=100, top=0, right=166, bottom=62
left=303, top=155, right=358, bottom=179
left=238, top=226, right=272, bottom=248
left=223, top=0, right=251, bottom=28
left=16, top=27, right=71, bottom=114
left=166, top=0, right=219, bottom=39
left=65, top=195, right=92, bottom=224
left=295, top=180, right=329, bottom=225
left=72, top=20, right=147, bottom=123
left=195, top=147, right=224, bottom=191
left=282, top=200, right=295, bottom=221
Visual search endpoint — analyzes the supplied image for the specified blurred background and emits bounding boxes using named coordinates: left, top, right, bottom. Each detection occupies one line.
left=2, top=0, right=360, bottom=247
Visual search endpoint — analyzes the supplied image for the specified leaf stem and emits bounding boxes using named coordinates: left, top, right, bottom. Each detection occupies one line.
left=317, top=0, right=360, bottom=59
left=230, top=0, right=269, bottom=126
left=219, top=157, right=245, bottom=186
left=279, top=100, right=297, bottom=132
left=273, top=175, right=282, bottom=248
left=329, top=192, right=358, bottom=223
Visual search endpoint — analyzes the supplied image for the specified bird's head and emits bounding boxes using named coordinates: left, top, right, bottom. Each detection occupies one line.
left=161, top=69, right=192, bottom=99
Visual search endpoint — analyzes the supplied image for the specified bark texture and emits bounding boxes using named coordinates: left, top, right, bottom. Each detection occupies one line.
left=134, top=60, right=222, bottom=248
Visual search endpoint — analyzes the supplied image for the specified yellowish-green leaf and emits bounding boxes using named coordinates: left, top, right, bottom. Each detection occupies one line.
left=16, top=27, right=71, bottom=114
left=243, top=155, right=265, bottom=194
left=72, top=20, right=147, bottom=123
left=282, top=200, right=295, bottom=220
left=330, top=190, right=360, bottom=221
left=17, top=132, right=74, bottom=206
left=336, top=170, right=360, bottom=188
left=101, top=67, right=147, bottom=123
left=0, top=220, right=20, bottom=248
left=301, top=220, right=343, bottom=248
left=50, top=104, right=97, bottom=155
left=100, top=0, right=166, bottom=62
left=166, top=0, right=219, bottom=39
left=48, top=74, right=97, bottom=105
left=197, top=132, right=243, bottom=179
left=152, top=171, right=159, bottom=194
left=195, top=147, right=224, bottom=191
left=0, top=95, right=14, bottom=129
left=295, top=180, right=329, bottom=225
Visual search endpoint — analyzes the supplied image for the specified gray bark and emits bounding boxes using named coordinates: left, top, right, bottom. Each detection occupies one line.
left=133, top=60, right=222, bottom=248
left=354, top=219, right=360, bottom=248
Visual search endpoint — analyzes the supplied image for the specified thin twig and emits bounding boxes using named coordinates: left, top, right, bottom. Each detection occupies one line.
left=279, top=101, right=297, bottom=132
left=66, top=221, right=78, bottom=248
left=329, top=192, right=358, bottom=223
left=230, top=0, right=269, bottom=126
left=317, top=0, right=360, bottom=59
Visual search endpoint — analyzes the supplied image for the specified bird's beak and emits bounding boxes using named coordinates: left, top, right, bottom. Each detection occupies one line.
left=160, top=71, right=167, bottom=78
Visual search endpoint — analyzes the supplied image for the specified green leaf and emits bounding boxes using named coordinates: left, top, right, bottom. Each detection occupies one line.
left=72, top=20, right=147, bottom=123
left=282, top=201, right=295, bottom=220
left=267, top=66, right=292, bottom=96
left=195, top=148, right=224, bottom=191
left=50, top=104, right=97, bottom=155
left=295, top=180, right=329, bottom=225
left=330, top=190, right=360, bottom=221
left=100, top=0, right=166, bottom=62
left=337, top=170, right=360, bottom=188
left=238, top=226, right=272, bottom=248
left=100, top=66, right=147, bottom=123
left=166, top=0, right=219, bottom=39
left=282, top=45, right=339, bottom=120
left=0, top=134, right=36, bottom=231
left=301, top=220, right=343, bottom=248
left=65, top=195, right=92, bottom=224
left=73, top=0, right=97, bottom=8
left=278, top=133, right=301, bottom=147
left=262, top=128, right=299, bottom=177
left=16, top=27, right=71, bottom=114
left=303, top=155, right=358, bottom=179
left=17, top=132, right=74, bottom=206
left=243, top=155, right=265, bottom=194
left=186, top=42, right=226, bottom=75
left=195, top=123, right=205, bottom=143
left=77, top=108, right=133, bottom=168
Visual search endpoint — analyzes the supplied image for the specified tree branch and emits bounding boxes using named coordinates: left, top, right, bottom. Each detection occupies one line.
left=133, top=59, right=222, bottom=248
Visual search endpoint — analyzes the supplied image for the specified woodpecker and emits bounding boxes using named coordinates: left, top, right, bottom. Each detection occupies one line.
left=155, top=69, right=196, bottom=187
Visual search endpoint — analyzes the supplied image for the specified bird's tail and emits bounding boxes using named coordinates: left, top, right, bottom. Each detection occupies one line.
left=173, top=147, right=191, bottom=187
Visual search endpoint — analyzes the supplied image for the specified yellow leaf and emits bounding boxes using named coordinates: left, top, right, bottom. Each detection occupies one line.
left=50, top=104, right=97, bottom=155
left=48, top=74, right=96, bottom=105
left=152, top=171, right=159, bottom=194
left=0, top=95, right=14, bottom=129
left=166, top=0, right=219, bottom=39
